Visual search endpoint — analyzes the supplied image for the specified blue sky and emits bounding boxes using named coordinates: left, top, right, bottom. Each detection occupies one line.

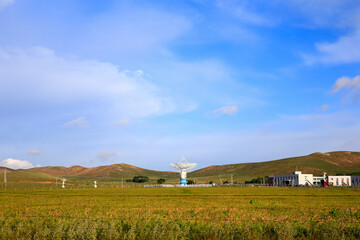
left=1, top=0, right=360, bottom=171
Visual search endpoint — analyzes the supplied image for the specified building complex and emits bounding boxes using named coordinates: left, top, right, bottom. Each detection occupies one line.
left=269, top=171, right=360, bottom=187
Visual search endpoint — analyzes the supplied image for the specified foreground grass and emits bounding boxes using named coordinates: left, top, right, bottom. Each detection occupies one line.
left=0, top=187, right=360, bottom=239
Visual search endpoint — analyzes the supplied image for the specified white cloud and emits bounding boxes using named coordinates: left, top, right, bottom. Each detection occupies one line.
left=301, top=3, right=360, bottom=65
left=332, top=75, right=360, bottom=104
left=320, top=105, right=330, bottom=112
left=215, top=1, right=273, bottom=27
left=290, top=1, right=360, bottom=65
left=305, top=30, right=360, bottom=64
left=0, top=158, right=34, bottom=169
left=213, top=106, right=238, bottom=116
left=332, top=75, right=360, bottom=93
left=0, top=0, right=14, bottom=10
left=119, top=119, right=131, bottom=127
left=96, top=151, right=118, bottom=161
left=272, top=0, right=359, bottom=28
left=27, top=149, right=43, bottom=155
left=64, top=117, right=88, bottom=128
left=0, top=47, right=175, bottom=120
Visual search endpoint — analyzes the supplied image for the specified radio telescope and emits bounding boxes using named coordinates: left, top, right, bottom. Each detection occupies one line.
left=171, top=157, right=197, bottom=186
left=62, top=178, right=66, bottom=189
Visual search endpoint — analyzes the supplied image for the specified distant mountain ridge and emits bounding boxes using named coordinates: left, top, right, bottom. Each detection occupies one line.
left=2, top=151, right=360, bottom=184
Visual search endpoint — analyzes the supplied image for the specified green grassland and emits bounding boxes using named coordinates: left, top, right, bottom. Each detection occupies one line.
left=0, top=187, right=359, bottom=239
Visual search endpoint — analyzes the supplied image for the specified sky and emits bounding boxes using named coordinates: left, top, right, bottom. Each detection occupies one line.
left=1, top=0, right=360, bottom=171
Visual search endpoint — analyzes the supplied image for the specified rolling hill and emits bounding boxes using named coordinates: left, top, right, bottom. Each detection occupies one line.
left=35, top=163, right=178, bottom=180
left=1, top=151, right=360, bottom=186
left=188, top=151, right=360, bottom=182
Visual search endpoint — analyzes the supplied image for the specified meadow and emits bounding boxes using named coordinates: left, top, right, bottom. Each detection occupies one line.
left=0, top=187, right=359, bottom=239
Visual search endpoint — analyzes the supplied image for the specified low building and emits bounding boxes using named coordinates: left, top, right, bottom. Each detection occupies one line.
left=328, top=176, right=351, bottom=186
left=313, top=175, right=326, bottom=186
left=351, top=176, right=360, bottom=187
left=269, top=171, right=356, bottom=187
left=269, top=171, right=313, bottom=186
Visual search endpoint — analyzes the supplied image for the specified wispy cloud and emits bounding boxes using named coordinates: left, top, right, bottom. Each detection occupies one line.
left=96, top=151, right=118, bottom=162
left=0, top=0, right=14, bottom=11
left=27, top=149, right=43, bottom=155
left=212, top=106, right=238, bottom=117
left=300, top=3, right=360, bottom=65
left=0, top=158, right=34, bottom=169
left=332, top=75, right=360, bottom=104
left=119, top=119, right=131, bottom=127
left=215, top=1, right=274, bottom=27
left=304, top=29, right=360, bottom=65
left=75, top=5, right=191, bottom=59
left=64, top=117, right=88, bottom=128
left=320, top=105, right=330, bottom=112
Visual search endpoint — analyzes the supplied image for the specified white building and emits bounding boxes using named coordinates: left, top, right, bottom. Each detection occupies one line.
left=269, top=171, right=357, bottom=187
left=328, top=176, right=351, bottom=186
left=269, top=171, right=314, bottom=186
left=312, top=173, right=327, bottom=186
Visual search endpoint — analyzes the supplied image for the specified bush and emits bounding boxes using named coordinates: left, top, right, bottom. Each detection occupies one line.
left=245, top=176, right=269, bottom=184
left=157, top=178, right=165, bottom=184
left=132, top=176, right=149, bottom=183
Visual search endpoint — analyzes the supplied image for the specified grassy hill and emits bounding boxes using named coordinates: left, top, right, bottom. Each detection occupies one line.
left=36, top=163, right=179, bottom=181
left=188, top=151, right=360, bottom=183
left=1, top=151, right=360, bottom=187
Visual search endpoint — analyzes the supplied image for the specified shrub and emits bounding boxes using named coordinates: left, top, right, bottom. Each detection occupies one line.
left=132, top=176, right=149, bottom=183
left=157, top=178, right=165, bottom=184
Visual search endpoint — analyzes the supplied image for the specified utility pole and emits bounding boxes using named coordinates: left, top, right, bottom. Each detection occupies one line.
left=230, top=174, right=233, bottom=185
left=4, top=169, right=7, bottom=189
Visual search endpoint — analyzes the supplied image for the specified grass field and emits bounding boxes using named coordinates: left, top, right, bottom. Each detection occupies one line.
left=0, top=187, right=360, bottom=239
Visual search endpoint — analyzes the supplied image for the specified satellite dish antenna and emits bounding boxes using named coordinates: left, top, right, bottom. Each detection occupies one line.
left=62, top=178, right=66, bottom=189
left=171, top=157, right=197, bottom=186
left=94, top=181, right=97, bottom=188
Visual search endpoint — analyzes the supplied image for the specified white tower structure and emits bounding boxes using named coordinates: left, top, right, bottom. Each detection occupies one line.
left=94, top=181, right=97, bottom=188
left=171, top=157, right=197, bottom=186
left=62, top=178, right=66, bottom=189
